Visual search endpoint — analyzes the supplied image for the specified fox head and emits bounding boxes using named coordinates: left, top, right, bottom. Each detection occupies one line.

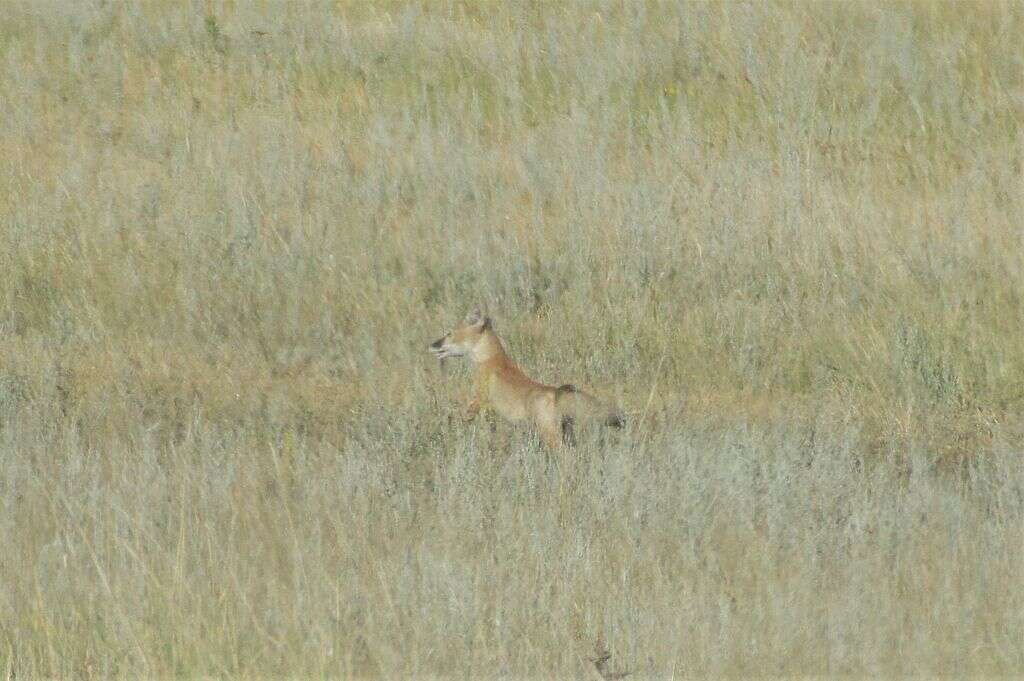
left=429, top=310, right=492, bottom=360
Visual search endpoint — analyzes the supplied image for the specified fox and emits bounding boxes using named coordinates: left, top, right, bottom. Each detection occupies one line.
left=429, top=310, right=624, bottom=448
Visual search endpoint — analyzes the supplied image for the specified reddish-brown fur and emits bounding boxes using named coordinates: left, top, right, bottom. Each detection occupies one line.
left=430, top=312, right=623, bottom=447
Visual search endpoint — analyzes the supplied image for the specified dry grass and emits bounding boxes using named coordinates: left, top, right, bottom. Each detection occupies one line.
left=1, top=0, right=1023, bottom=677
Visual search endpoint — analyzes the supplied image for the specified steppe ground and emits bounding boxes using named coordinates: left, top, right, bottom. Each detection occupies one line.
left=1, top=1, right=1023, bottom=678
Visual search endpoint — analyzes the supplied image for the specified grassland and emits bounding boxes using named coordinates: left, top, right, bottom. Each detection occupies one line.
left=1, top=1, right=1023, bottom=677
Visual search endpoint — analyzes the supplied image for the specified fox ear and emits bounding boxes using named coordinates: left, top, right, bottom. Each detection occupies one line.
left=466, top=308, right=492, bottom=327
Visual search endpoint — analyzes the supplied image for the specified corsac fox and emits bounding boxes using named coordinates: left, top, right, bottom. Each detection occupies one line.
left=429, top=311, right=624, bottom=447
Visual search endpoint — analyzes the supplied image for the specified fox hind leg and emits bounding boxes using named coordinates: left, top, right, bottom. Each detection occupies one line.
left=539, top=422, right=562, bottom=449
left=533, top=394, right=565, bottom=449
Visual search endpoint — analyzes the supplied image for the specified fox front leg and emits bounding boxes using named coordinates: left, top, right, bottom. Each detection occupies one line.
left=465, top=397, right=480, bottom=422
left=465, top=372, right=490, bottom=422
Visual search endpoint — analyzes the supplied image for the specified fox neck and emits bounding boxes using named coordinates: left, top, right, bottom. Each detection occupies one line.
left=470, top=329, right=506, bottom=364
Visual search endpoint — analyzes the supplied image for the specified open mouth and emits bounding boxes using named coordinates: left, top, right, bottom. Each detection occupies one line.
left=431, top=347, right=457, bottom=360
left=429, top=342, right=462, bottom=360
left=429, top=341, right=450, bottom=359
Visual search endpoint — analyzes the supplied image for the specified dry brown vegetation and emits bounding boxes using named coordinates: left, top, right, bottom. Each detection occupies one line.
left=1, top=1, right=1023, bottom=677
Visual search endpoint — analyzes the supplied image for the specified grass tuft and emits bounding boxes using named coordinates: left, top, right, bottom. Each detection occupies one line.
left=1, top=1, right=1023, bottom=677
